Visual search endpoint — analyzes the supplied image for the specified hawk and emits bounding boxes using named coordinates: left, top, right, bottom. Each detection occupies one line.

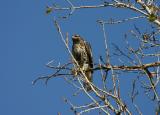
left=72, top=34, right=93, bottom=91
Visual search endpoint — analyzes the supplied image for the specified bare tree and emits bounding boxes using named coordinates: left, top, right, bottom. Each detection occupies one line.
left=33, top=0, right=160, bottom=114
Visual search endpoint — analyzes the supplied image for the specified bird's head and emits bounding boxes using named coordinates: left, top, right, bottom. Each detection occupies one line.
left=72, top=34, right=81, bottom=43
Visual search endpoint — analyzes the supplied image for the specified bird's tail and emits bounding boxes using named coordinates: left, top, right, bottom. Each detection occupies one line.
left=83, top=71, right=92, bottom=91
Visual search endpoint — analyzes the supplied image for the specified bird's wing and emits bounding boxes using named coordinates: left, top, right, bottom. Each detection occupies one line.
left=84, top=41, right=93, bottom=70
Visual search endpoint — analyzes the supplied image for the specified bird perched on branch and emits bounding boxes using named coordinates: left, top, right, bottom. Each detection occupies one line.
left=72, top=34, right=93, bottom=91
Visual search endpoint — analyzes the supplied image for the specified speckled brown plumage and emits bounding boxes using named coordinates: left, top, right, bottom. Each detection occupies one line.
left=72, top=34, right=93, bottom=91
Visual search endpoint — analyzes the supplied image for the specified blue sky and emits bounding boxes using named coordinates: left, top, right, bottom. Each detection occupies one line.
left=1, top=0, right=158, bottom=115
